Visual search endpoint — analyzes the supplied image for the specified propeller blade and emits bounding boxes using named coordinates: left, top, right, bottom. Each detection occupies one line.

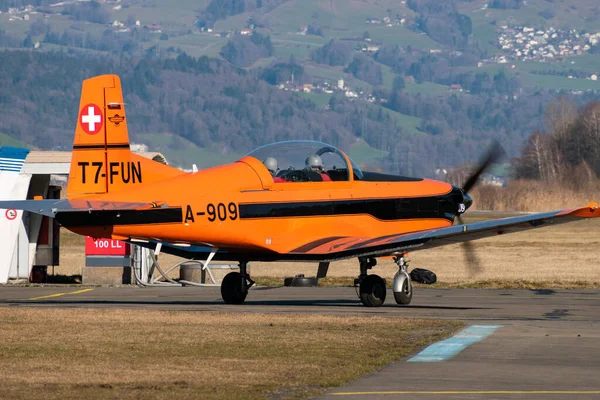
left=462, top=140, right=506, bottom=194
left=456, top=215, right=483, bottom=276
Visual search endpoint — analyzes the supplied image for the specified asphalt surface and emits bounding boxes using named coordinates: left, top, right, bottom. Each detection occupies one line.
left=2, top=286, right=600, bottom=399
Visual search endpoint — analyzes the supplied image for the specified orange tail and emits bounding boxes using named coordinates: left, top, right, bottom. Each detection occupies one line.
left=67, top=75, right=183, bottom=198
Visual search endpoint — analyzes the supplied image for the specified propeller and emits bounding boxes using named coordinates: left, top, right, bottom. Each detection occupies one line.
left=456, top=140, right=506, bottom=276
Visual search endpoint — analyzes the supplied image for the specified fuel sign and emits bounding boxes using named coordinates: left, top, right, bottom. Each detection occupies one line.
left=85, top=237, right=130, bottom=256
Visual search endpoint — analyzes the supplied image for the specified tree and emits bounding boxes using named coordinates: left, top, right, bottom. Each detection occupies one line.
left=23, top=35, right=33, bottom=48
left=311, top=40, right=353, bottom=66
left=344, top=54, right=382, bottom=86
left=488, top=0, right=523, bottom=9
left=392, top=75, right=405, bottom=91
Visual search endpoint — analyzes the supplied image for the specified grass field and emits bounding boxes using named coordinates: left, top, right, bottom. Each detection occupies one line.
left=522, top=73, right=600, bottom=91
left=0, top=308, right=459, bottom=400
left=296, top=91, right=332, bottom=108
left=347, top=138, right=388, bottom=167
left=0, top=132, right=32, bottom=149
left=138, top=133, right=241, bottom=169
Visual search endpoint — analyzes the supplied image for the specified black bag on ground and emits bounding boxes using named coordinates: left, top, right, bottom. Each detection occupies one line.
left=410, top=268, right=437, bottom=284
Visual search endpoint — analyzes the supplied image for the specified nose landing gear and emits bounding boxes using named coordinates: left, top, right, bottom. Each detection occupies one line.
left=392, top=255, right=413, bottom=305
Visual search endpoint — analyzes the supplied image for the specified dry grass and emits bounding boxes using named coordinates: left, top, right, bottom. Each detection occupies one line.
left=0, top=308, right=459, bottom=400
left=471, top=180, right=600, bottom=212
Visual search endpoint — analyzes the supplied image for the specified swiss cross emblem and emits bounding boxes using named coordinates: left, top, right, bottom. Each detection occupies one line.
left=80, top=104, right=103, bottom=135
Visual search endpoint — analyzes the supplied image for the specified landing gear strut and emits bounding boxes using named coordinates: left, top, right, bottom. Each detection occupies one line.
left=392, top=255, right=412, bottom=305
left=355, top=257, right=386, bottom=307
left=221, top=261, right=255, bottom=304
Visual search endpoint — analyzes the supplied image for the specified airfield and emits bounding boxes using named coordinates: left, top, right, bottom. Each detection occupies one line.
left=2, top=286, right=600, bottom=399
left=0, top=214, right=597, bottom=399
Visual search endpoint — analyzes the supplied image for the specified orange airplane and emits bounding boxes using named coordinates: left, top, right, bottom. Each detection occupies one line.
left=2, top=74, right=599, bottom=307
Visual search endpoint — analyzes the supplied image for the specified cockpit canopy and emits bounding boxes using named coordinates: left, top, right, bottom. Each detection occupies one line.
left=246, top=140, right=363, bottom=182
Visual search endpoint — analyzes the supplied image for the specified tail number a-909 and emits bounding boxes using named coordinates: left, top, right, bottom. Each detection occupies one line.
left=184, top=202, right=238, bottom=224
left=207, top=202, right=238, bottom=222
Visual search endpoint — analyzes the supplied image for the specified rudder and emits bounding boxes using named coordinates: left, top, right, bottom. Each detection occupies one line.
left=67, top=74, right=182, bottom=198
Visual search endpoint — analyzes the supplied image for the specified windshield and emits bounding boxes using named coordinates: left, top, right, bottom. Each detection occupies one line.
left=246, top=140, right=362, bottom=181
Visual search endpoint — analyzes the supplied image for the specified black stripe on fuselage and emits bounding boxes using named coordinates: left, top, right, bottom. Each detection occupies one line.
left=239, top=190, right=463, bottom=222
left=73, top=143, right=130, bottom=150
left=56, top=208, right=182, bottom=227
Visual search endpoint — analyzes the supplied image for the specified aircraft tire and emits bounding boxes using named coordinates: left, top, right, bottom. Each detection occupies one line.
left=393, top=277, right=413, bottom=305
left=221, top=272, right=248, bottom=304
left=284, top=276, right=319, bottom=287
left=359, top=274, right=386, bottom=307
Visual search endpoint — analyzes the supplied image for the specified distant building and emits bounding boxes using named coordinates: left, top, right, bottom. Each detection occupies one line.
left=591, top=74, right=598, bottom=81
left=144, top=24, right=162, bottom=32
left=297, top=26, right=307, bottom=36
left=131, top=143, right=149, bottom=153
left=363, top=45, right=379, bottom=52
left=449, top=84, right=463, bottom=92
left=240, top=29, right=252, bottom=35
left=337, top=78, right=344, bottom=90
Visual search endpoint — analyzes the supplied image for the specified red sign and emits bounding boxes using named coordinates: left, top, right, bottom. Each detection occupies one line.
left=80, top=103, right=103, bottom=135
left=85, top=237, right=130, bottom=256
left=5, top=209, right=17, bottom=220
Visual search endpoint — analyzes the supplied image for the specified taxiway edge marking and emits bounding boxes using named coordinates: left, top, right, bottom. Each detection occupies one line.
left=28, top=288, right=95, bottom=301
left=407, top=324, right=502, bottom=362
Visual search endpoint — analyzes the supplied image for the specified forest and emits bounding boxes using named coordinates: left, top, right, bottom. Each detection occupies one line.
left=0, top=0, right=599, bottom=178
left=0, top=49, right=598, bottom=177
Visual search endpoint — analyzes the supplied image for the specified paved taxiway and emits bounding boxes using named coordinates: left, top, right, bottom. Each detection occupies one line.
left=2, top=286, right=600, bottom=399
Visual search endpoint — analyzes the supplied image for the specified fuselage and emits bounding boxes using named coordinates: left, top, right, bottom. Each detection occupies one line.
left=63, top=154, right=465, bottom=259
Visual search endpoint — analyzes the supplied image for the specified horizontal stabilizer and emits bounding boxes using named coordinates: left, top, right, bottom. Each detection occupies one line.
left=0, top=199, right=157, bottom=218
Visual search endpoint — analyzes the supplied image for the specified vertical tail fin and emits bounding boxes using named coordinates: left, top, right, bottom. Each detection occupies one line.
left=67, top=75, right=182, bottom=198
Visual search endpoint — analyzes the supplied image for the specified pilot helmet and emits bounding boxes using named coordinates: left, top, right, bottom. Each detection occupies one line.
left=305, top=154, right=323, bottom=170
left=263, top=157, right=278, bottom=174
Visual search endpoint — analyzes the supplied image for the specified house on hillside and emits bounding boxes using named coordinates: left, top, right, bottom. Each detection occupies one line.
left=240, top=29, right=252, bottom=35
left=144, top=24, right=162, bottom=33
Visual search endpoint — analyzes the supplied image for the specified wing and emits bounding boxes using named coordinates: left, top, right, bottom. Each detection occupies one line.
left=0, top=199, right=182, bottom=226
left=288, top=204, right=600, bottom=262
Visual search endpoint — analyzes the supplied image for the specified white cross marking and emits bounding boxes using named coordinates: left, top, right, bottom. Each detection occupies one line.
left=82, top=106, right=101, bottom=132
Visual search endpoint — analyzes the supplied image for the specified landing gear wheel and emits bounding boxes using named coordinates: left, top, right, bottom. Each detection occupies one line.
left=221, top=272, right=248, bottom=304
left=394, top=277, right=413, bottom=305
left=359, top=274, right=387, bottom=307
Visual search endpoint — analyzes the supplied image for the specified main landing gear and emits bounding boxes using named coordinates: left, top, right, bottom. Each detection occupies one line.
left=355, top=256, right=413, bottom=307
left=221, top=261, right=255, bottom=304
left=355, top=257, right=386, bottom=307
